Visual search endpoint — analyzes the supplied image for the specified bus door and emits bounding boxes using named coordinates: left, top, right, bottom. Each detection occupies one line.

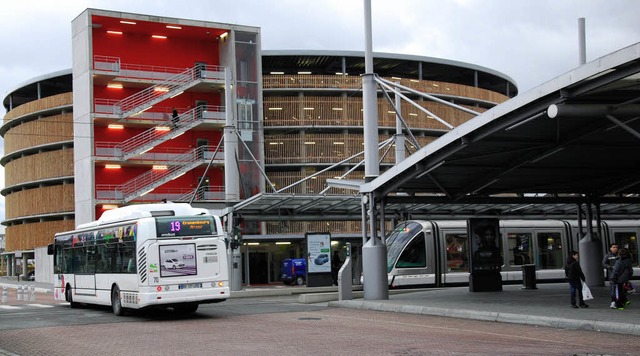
left=534, top=228, right=567, bottom=280
left=74, top=246, right=97, bottom=296
left=441, top=229, right=469, bottom=285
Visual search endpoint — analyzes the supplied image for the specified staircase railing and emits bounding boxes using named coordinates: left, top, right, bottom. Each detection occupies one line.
left=117, top=105, right=225, bottom=159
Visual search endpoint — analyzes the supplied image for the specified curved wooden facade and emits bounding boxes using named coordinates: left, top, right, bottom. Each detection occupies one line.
left=261, top=52, right=516, bottom=235
left=2, top=79, right=75, bottom=252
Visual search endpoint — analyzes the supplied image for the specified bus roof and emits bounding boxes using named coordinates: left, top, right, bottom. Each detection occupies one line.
left=76, top=203, right=209, bottom=229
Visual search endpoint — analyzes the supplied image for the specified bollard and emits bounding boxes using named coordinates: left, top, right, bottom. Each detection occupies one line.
left=30, top=285, right=36, bottom=301
left=17, top=285, right=23, bottom=301
left=1, top=287, right=7, bottom=304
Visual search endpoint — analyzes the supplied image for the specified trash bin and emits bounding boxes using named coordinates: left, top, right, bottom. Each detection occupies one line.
left=521, top=264, right=537, bottom=289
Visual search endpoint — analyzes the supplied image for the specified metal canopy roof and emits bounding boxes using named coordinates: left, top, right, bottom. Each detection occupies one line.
left=234, top=43, right=640, bottom=222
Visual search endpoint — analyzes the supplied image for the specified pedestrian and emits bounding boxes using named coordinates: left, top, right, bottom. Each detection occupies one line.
left=610, top=247, right=634, bottom=310
left=564, top=251, right=589, bottom=308
left=331, top=250, right=341, bottom=286
left=602, top=242, right=619, bottom=309
left=172, top=108, right=179, bottom=128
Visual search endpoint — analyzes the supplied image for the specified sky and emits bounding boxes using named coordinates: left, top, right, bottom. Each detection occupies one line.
left=0, top=0, right=639, bottom=229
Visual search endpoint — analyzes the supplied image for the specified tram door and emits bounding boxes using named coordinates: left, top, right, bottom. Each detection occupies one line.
left=610, top=227, right=639, bottom=267
left=441, top=229, right=469, bottom=285
left=534, top=229, right=566, bottom=280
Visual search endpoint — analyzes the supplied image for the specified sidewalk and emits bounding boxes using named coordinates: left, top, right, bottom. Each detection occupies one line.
left=2, top=276, right=638, bottom=336
left=329, top=283, right=640, bottom=336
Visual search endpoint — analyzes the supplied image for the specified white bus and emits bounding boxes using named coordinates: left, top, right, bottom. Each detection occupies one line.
left=48, top=203, right=230, bottom=315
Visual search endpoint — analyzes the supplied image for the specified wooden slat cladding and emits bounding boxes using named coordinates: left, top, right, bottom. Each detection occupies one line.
left=267, top=220, right=363, bottom=235
left=264, top=96, right=484, bottom=129
left=4, top=112, right=73, bottom=155
left=263, top=75, right=509, bottom=104
left=5, top=185, right=75, bottom=219
left=265, top=133, right=435, bottom=165
left=4, top=149, right=74, bottom=187
left=5, top=220, right=75, bottom=251
left=3, top=92, right=73, bottom=123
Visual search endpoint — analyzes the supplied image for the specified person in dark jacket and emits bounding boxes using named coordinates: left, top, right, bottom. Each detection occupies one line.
left=602, top=243, right=619, bottom=308
left=610, top=247, right=634, bottom=310
left=565, top=251, right=588, bottom=308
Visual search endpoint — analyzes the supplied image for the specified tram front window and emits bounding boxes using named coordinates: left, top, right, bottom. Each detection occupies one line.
left=387, top=222, right=424, bottom=272
left=396, top=234, right=426, bottom=268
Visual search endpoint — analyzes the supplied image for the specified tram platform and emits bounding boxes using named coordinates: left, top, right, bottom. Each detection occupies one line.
left=2, top=276, right=638, bottom=336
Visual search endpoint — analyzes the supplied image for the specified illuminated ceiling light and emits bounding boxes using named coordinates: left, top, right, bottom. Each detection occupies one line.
left=333, top=142, right=345, bottom=145
left=107, top=83, right=123, bottom=89
left=154, top=87, right=170, bottom=92
left=410, top=79, right=420, bottom=83
left=409, top=113, right=418, bottom=116
left=298, top=71, right=311, bottom=75
left=387, top=111, right=395, bottom=114
left=247, top=242, right=260, bottom=246
left=432, top=83, right=439, bottom=87
left=108, top=124, right=124, bottom=129
left=270, top=71, right=284, bottom=75
left=153, top=165, right=168, bottom=170
left=105, top=164, right=121, bottom=169
left=331, top=241, right=339, bottom=246
left=152, top=35, right=167, bottom=39
left=303, top=107, right=314, bottom=110
left=332, top=108, right=343, bottom=111
left=102, top=204, right=119, bottom=210
left=166, top=25, right=182, bottom=29
left=268, top=107, right=282, bottom=111
left=107, top=31, right=123, bottom=35
left=269, top=142, right=279, bottom=145
left=304, top=141, right=316, bottom=145
left=155, top=126, right=171, bottom=131
left=275, top=242, right=291, bottom=245
left=391, top=77, right=402, bottom=80
left=120, top=20, right=136, bottom=25
left=220, top=32, right=229, bottom=40
left=335, top=72, right=348, bottom=75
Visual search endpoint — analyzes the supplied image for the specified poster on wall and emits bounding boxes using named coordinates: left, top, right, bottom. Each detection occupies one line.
left=306, top=232, right=332, bottom=274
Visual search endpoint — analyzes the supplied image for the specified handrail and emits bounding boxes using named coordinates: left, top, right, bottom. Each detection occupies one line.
left=117, top=105, right=224, bottom=157
left=94, top=143, right=223, bottom=202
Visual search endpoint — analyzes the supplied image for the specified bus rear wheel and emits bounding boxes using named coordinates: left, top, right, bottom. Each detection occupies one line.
left=111, top=285, right=126, bottom=316
left=294, top=276, right=305, bottom=285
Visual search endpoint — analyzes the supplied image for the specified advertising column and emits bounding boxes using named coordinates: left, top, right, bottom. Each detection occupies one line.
left=306, top=232, right=333, bottom=287
left=469, top=218, right=503, bottom=292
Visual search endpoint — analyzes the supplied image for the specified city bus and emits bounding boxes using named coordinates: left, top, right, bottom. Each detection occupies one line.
left=48, top=203, right=230, bottom=315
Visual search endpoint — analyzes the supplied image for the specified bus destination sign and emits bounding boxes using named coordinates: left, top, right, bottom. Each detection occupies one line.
left=156, top=216, right=214, bottom=237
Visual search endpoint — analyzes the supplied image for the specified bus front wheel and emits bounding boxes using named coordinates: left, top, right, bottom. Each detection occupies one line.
left=111, top=285, right=126, bottom=316
left=65, top=285, right=78, bottom=308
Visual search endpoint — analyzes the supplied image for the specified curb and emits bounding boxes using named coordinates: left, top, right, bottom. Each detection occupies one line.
left=327, top=300, right=640, bottom=336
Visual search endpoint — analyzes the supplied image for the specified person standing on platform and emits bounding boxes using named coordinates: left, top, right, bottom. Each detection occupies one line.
left=331, top=250, right=342, bottom=286
left=565, top=251, right=589, bottom=309
left=611, top=247, right=634, bottom=310
left=602, top=243, right=619, bottom=309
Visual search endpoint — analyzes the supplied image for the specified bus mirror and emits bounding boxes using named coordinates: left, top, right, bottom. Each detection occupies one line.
left=47, top=244, right=54, bottom=255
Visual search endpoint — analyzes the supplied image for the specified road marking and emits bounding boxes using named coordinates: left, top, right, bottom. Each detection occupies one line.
left=0, top=305, right=22, bottom=310
left=25, top=304, right=54, bottom=308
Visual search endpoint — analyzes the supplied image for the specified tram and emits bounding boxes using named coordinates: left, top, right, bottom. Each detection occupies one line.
left=385, top=219, right=640, bottom=288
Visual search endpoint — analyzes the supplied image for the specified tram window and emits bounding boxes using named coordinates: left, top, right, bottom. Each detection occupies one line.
left=396, top=234, right=426, bottom=268
left=614, top=232, right=638, bottom=265
left=445, top=233, right=468, bottom=272
left=536, top=232, right=563, bottom=269
left=507, top=233, right=532, bottom=266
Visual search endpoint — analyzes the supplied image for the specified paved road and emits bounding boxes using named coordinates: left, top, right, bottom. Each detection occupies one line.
left=0, top=298, right=638, bottom=356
